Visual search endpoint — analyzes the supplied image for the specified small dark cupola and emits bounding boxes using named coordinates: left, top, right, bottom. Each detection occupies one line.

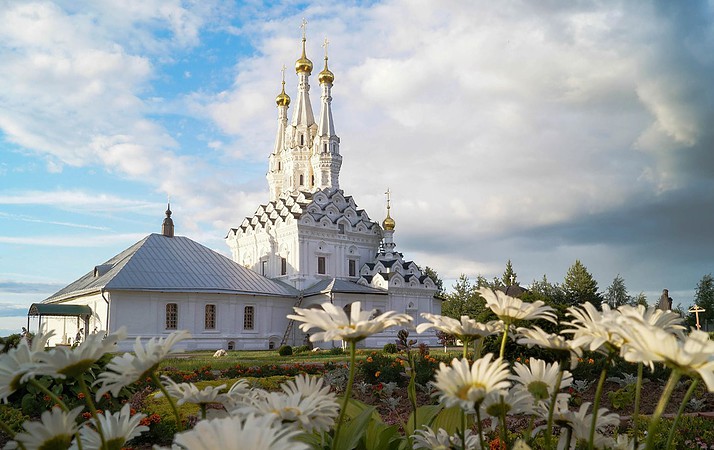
left=162, top=202, right=174, bottom=237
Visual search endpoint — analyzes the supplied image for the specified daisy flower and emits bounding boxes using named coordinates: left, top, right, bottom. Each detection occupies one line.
left=172, top=413, right=309, bottom=450
left=622, top=328, right=714, bottom=389
left=232, top=375, right=339, bottom=433
left=70, top=403, right=148, bottom=450
left=220, top=379, right=261, bottom=411
left=287, top=302, right=412, bottom=343
left=94, top=330, right=191, bottom=400
left=617, top=304, right=687, bottom=339
left=516, top=325, right=582, bottom=367
left=511, top=358, right=572, bottom=401
left=411, top=426, right=480, bottom=450
left=416, top=314, right=501, bottom=342
left=432, top=354, right=511, bottom=412
left=33, top=327, right=126, bottom=379
left=563, top=303, right=624, bottom=354
left=480, top=387, right=535, bottom=429
left=0, top=330, right=54, bottom=401
left=478, top=288, right=557, bottom=325
left=158, top=377, right=226, bottom=406
left=562, top=402, right=619, bottom=449
left=11, top=406, right=82, bottom=450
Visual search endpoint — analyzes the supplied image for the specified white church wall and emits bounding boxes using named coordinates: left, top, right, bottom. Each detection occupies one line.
left=40, top=293, right=106, bottom=347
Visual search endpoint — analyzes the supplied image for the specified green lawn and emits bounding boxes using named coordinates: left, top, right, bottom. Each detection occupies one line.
left=159, top=349, right=361, bottom=371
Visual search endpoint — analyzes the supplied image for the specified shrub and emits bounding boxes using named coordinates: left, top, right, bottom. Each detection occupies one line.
left=359, top=352, right=403, bottom=385
left=293, top=345, right=311, bottom=354
left=328, top=346, right=344, bottom=355
left=278, top=345, right=293, bottom=356
left=382, top=343, right=398, bottom=354
left=0, top=404, right=28, bottom=433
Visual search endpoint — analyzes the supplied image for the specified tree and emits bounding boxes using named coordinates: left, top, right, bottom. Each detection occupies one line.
left=422, top=266, right=444, bottom=294
left=502, top=260, right=518, bottom=286
left=563, top=260, right=600, bottom=306
left=604, top=274, right=630, bottom=308
left=441, top=274, right=488, bottom=320
left=529, top=274, right=566, bottom=304
left=631, top=292, right=648, bottom=307
left=694, top=274, right=714, bottom=330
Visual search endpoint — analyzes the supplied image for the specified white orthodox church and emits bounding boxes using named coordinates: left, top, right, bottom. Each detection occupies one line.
left=33, top=30, right=441, bottom=351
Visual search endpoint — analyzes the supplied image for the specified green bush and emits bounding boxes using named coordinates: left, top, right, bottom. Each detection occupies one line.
left=607, top=384, right=635, bottom=411
left=278, top=345, right=293, bottom=356
left=293, top=345, right=311, bottom=354
left=382, top=343, right=398, bottom=354
left=359, top=352, right=403, bottom=385
left=328, top=346, right=344, bottom=355
left=0, top=404, right=29, bottom=433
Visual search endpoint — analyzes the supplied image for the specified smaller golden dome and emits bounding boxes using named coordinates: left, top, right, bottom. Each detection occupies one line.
left=382, top=211, right=395, bottom=231
left=295, top=38, right=313, bottom=74
left=318, top=57, right=334, bottom=84
left=276, top=81, right=290, bottom=107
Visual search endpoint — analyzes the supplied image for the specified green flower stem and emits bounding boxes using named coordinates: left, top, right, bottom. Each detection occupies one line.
left=545, top=367, right=565, bottom=449
left=499, top=396, right=508, bottom=449
left=645, top=369, right=681, bottom=450
left=77, top=376, right=106, bottom=448
left=633, top=362, right=643, bottom=449
left=28, top=379, right=68, bottom=412
left=588, top=357, right=610, bottom=450
left=151, top=372, right=184, bottom=432
left=408, top=351, right=418, bottom=440
left=332, top=340, right=356, bottom=450
left=563, top=426, right=573, bottom=450
left=499, top=324, right=510, bottom=359
left=665, top=378, right=698, bottom=450
left=462, top=339, right=470, bottom=360
left=474, top=405, right=485, bottom=450
left=200, top=403, right=207, bottom=421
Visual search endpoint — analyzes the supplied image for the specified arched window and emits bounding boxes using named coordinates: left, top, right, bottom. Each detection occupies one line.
left=165, top=303, right=177, bottom=330
left=227, top=341, right=235, bottom=350
left=299, top=174, right=304, bottom=186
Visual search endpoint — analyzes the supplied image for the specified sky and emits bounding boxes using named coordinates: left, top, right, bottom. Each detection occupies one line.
left=1, top=0, right=713, bottom=335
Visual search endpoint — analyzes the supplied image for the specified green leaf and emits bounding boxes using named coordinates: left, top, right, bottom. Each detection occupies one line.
left=364, top=420, right=400, bottom=450
left=334, top=403, right=375, bottom=450
left=430, top=405, right=465, bottom=435
left=405, top=404, right=443, bottom=436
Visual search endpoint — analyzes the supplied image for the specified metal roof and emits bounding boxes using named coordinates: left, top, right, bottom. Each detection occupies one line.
left=43, top=234, right=299, bottom=303
left=302, top=278, right=387, bottom=297
left=29, top=303, right=92, bottom=317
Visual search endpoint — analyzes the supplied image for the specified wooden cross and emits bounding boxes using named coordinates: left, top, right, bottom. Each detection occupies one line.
left=689, top=305, right=706, bottom=330
left=301, top=18, right=308, bottom=40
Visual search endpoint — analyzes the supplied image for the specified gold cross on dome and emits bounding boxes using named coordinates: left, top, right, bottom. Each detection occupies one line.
left=301, top=18, right=308, bottom=39
left=280, top=64, right=286, bottom=83
left=385, top=188, right=391, bottom=209
left=322, top=37, right=329, bottom=58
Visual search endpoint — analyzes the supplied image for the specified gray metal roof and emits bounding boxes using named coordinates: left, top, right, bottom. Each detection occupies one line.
left=302, top=278, right=387, bottom=297
left=44, top=234, right=299, bottom=303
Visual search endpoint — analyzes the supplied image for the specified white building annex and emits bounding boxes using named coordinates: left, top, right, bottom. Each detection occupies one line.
left=34, top=29, right=441, bottom=351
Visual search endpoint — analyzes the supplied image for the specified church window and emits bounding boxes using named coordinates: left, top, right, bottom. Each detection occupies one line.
left=300, top=134, right=304, bottom=146
left=311, top=175, right=314, bottom=186
left=318, top=256, right=326, bottom=274
left=349, top=259, right=356, bottom=277
left=244, top=306, right=254, bottom=330
left=278, top=161, right=281, bottom=171
left=227, top=341, right=235, bottom=350
left=323, top=143, right=327, bottom=153
left=299, top=174, right=304, bottom=186
left=165, top=303, right=177, bottom=330
left=338, top=223, right=345, bottom=234
left=205, top=304, right=216, bottom=329
left=261, top=260, right=267, bottom=276
left=281, top=257, right=287, bottom=275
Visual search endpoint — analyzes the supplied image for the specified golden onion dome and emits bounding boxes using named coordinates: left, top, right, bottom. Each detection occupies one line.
left=318, top=57, right=334, bottom=84
left=275, top=81, right=290, bottom=107
left=295, top=38, right=313, bottom=74
left=382, top=211, right=395, bottom=231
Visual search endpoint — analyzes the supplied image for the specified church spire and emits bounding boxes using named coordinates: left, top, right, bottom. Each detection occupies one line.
left=311, top=36, right=342, bottom=191
left=268, top=66, right=290, bottom=200
left=381, top=189, right=396, bottom=258
left=162, top=200, right=174, bottom=237
left=290, top=19, right=316, bottom=132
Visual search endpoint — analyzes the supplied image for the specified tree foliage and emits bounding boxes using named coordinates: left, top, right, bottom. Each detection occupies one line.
left=502, top=260, right=518, bottom=287
left=529, top=274, right=566, bottom=304
left=605, top=274, right=630, bottom=308
left=694, top=274, right=714, bottom=329
left=563, top=260, right=600, bottom=306
left=441, top=274, right=489, bottom=321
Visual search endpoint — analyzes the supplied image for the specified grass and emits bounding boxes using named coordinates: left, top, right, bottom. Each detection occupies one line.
left=159, top=349, right=360, bottom=371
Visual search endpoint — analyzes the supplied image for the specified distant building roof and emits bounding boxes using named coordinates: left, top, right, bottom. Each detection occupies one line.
left=302, top=278, right=387, bottom=297
left=44, top=233, right=299, bottom=303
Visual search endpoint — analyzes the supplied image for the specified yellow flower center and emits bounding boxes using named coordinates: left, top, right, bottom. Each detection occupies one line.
left=456, top=382, right=486, bottom=401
